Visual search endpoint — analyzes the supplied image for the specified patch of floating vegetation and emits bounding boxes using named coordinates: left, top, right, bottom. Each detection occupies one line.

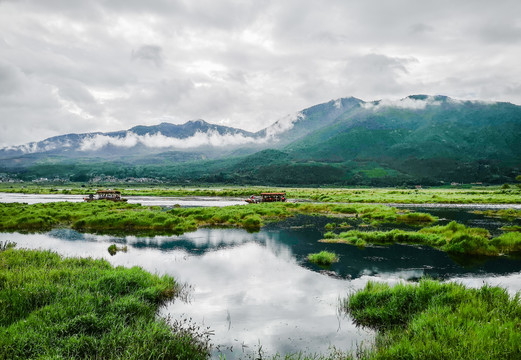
left=472, top=208, right=521, bottom=220
left=307, top=251, right=339, bottom=266
left=500, top=225, right=521, bottom=232
left=107, top=244, right=128, bottom=256
left=322, top=221, right=521, bottom=256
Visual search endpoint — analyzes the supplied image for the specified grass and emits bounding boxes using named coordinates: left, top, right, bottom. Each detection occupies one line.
left=1, top=183, right=521, bottom=204
left=0, top=242, right=210, bottom=359
left=322, top=221, right=521, bottom=256
left=473, top=208, right=521, bottom=220
left=307, top=251, right=339, bottom=266
left=108, top=244, right=128, bottom=256
left=0, top=201, right=435, bottom=235
left=344, top=279, right=521, bottom=359
left=501, top=225, right=521, bottom=232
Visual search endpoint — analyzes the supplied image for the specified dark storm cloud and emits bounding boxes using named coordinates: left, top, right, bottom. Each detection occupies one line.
left=0, top=0, right=520, bottom=147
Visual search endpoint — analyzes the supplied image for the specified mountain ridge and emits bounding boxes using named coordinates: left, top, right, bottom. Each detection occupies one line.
left=2, top=94, right=520, bottom=185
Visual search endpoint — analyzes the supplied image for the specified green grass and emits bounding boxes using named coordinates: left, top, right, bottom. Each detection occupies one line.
left=108, top=244, right=128, bottom=256
left=501, top=225, right=521, bottom=232
left=322, top=221, right=521, bottom=256
left=307, top=251, right=339, bottom=266
left=344, top=279, right=521, bottom=359
left=1, top=183, right=521, bottom=204
left=0, top=201, right=434, bottom=235
left=0, top=243, right=209, bottom=359
left=473, top=208, right=521, bottom=219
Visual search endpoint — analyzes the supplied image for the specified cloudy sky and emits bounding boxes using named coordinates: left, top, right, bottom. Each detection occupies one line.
left=0, top=0, right=520, bottom=147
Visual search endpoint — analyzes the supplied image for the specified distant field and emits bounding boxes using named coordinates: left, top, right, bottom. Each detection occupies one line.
left=0, top=183, right=520, bottom=204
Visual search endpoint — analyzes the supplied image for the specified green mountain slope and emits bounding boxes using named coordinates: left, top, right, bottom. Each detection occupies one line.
left=5, top=95, right=521, bottom=185
left=279, top=96, right=521, bottom=184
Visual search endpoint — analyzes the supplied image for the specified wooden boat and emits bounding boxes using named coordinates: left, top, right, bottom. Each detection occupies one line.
left=84, top=190, right=127, bottom=202
left=245, top=192, right=286, bottom=204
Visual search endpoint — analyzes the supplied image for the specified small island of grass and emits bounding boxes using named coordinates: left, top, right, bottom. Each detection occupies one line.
left=108, top=243, right=128, bottom=256
left=307, top=251, right=339, bottom=266
left=322, top=221, right=521, bottom=256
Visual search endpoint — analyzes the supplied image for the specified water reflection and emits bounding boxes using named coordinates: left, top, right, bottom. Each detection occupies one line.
left=0, top=229, right=372, bottom=358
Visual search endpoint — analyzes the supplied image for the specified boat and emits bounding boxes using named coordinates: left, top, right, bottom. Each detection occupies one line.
left=245, top=192, right=286, bottom=204
left=83, top=190, right=128, bottom=202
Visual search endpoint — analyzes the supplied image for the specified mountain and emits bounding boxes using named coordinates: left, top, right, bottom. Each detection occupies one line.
left=258, top=97, right=364, bottom=144
left=2, top=95, right=521, bottom=185
left=0, top=120, right=266, bottom=168
left=280, top=95, right=521, bottom=183
left=198, top=95, right=521, bottom=185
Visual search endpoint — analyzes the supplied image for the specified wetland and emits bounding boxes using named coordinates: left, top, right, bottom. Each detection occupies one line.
left=1, top=192, right=521, bottom=359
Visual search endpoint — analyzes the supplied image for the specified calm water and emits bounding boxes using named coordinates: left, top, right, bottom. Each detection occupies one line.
left=1, top=195, right=521, bottom=358
left=0, top=192, right=246, bottom=207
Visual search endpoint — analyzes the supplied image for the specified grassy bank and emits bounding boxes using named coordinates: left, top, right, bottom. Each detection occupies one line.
left=0, top=201, right=434, bottom=234
left=344, top=279, right=521, bottom=359
left=1, top=183, right=520, bottom=204
left=0, top=243, right=209, bottom=359
left=322, top=221, right=521, bottom=256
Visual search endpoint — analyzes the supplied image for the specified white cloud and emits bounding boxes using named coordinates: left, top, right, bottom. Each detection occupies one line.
left=0, top=0, right=521, bottom=147
left=362, top=96, right=443, bottom=111
left=264, top=112, right=305, bottom=138
left=79, top=130, right=268, bottom=151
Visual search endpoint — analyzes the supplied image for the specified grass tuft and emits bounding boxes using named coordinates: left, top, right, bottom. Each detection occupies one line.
left=307, top=251, right=339, bottom=266
left=108, top=244, right=128, bottom=256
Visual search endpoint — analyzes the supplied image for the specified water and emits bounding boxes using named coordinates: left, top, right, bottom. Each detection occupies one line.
left=1, top=195, right=521, bottom=358
left=0, top=192, right=246, bottom=207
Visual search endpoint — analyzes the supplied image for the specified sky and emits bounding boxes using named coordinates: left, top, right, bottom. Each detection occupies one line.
left=1, top=0, right=520, bottom=148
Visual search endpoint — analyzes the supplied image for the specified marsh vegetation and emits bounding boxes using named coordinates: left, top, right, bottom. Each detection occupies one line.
left=322, top=221, right=521, bottom=256
left=0, top=201, right=436, bottom=235
left=0, top=242, right=210, bottom=359
left=307, top=251, right=339, bottom=266
left=344, top=280, right=521, bottom=359
left=1, top=183, right=521, bottom=204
